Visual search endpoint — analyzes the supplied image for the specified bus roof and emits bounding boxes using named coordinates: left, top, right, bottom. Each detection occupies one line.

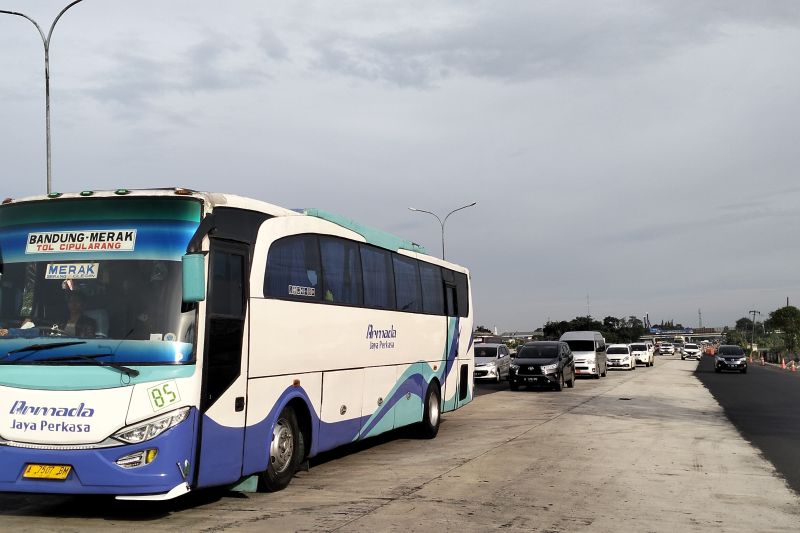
left=1, top=187, right=449, bottom=261
left=301, top=208, right=425, bottom=254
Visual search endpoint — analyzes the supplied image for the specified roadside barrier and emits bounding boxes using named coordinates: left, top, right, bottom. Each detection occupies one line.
left=781, top=357, right=787, bottom=370
left=792, top=361, right=797, bottom=373
left=749, top=353, right=753, bottom=363
left=760, top=356, right=765, bottom=366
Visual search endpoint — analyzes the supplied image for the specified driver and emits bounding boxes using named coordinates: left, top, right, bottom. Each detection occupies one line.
left=62, top=291, right=97, bottom=338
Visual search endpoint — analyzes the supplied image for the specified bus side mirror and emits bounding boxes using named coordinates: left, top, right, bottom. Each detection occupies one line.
left=182, top=253, right=206, bottom=303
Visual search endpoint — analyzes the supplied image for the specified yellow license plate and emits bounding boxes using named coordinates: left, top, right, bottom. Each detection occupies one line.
left=23, top=464, right=72, bottom=480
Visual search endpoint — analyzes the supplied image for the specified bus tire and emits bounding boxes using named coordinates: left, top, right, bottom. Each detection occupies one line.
left=259, top=405, right=303, bottom=492
left=417, top=382, right=441, bottom=439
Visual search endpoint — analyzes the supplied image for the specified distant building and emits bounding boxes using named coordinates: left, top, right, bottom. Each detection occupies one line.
left=500, top=329, right=544, bottom=343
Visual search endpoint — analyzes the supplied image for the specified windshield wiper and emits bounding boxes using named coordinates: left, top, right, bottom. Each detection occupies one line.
left=31, top=353, right=140, bottom=378
left=5, top=341, right=87, bottom=356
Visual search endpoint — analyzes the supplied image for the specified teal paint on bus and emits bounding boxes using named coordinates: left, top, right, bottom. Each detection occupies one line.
left=0, top=364, right=197, bottom=390
left=303, top=208, right=426, bottom=254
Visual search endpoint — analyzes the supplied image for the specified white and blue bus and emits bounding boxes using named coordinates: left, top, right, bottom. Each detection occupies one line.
left=0, top=188, right=474, bottom=500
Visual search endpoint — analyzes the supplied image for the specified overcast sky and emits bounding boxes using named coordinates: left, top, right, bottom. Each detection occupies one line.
left=2, top=1, right=799, bottom=331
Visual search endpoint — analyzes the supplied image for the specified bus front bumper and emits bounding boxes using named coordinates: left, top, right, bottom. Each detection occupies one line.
left=0, top=409, right=196, bottom=498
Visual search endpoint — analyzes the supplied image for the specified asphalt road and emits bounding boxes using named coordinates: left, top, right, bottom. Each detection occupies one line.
left=2, top=357, right=798, bottom=532
left=695, top=354, right=800, bottom=494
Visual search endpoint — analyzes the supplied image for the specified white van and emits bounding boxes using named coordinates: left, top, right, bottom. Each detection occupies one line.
left=559, top=331, right=607, bottom=379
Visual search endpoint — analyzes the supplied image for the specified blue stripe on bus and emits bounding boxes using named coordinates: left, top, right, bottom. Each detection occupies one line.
left=238, top=320, right=464, bottom=476
left=0, top=220, right=198, bottom=263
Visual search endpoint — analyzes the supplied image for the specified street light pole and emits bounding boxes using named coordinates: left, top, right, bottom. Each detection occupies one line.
left=408, top=202, right=477, bottom=260
left=749, top=309, right=761, bottom=352
left=1, top=0, right=86, bottom=194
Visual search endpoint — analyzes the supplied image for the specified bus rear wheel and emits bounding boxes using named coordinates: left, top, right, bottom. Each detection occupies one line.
left=259, top=405, right=304, bottom=492
left=417, top=383, right=441, bottom=439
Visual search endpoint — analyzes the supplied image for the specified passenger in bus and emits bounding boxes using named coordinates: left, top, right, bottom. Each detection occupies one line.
left=61, top=292, right=97, bottom=338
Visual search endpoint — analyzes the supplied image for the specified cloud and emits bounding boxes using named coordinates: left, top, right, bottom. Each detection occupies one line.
left=81, top=32, right=269, bottom=122
left=307, top=1, right=800, bottom=87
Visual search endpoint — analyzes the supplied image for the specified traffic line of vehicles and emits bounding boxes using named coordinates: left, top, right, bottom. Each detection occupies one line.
left=473, top=331, right=658, bottom=392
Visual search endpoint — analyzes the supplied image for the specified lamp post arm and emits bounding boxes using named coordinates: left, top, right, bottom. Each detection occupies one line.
left=0, top=0, right=85, bottom=194
left=0, top=11, right=48, bottom=46
left=442, top=202, right=478, bottom=227
left=47, top=0, right=85, bottom=44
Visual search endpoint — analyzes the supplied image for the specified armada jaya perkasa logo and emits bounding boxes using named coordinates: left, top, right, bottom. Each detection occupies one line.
left=366, top=324, right=396, bottom=350
left=9, top=400, right=94, bottom=433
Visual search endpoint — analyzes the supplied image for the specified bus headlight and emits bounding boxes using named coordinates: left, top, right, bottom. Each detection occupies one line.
left=113, top=407, right=190, bottom=444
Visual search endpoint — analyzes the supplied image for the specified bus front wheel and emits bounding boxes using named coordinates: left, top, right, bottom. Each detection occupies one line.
left=259, top=405, right=304, bottom=492
left=417, top=383, right=441, bottom=439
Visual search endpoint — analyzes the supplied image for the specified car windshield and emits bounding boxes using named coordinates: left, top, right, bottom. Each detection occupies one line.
left=474, top=347, right=498, bottom=358
left=719, top=347, right=745, bottom=356
left=564, top=340, right=594, bottom=352
left=685, top=344, right=699, bottom=349
left=518, top=345, right=558, bottom=359
left=607, top=347, right=629, bottom=354
left=630, top=344, right=646, bottom=351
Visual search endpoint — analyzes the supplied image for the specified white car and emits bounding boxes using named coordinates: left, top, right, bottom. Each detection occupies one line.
left=629, top=342, right=654, bottom=367
left=606, top=344, right=636, bottom=370
left=682, top=343, right=702, bottom=360
left=660, top=342, right=675, bottom=355
left=473, top=343, right=512, bottom=382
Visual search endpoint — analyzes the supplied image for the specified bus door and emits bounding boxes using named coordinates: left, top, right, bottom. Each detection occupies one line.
left=443, top=280, right=469, bottom=409
left=196, top=239, right=251, bottom=487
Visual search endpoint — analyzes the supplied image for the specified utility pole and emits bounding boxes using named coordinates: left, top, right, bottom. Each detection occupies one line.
left=698, top=308, right=702, bottom=329
left=748, top=309, right=761, bottom=352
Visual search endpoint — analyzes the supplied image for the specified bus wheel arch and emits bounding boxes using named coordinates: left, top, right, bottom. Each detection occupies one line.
left=417, top=379, right=441, bottom=439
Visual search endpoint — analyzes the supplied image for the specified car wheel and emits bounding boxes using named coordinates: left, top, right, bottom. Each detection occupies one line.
left=555, top=372, right=564, bottom=391
left=567, top=370, right=575, bottom=388
left=417, top=382, right=441, bottom=439
left=496, top=371, right=501, bottom=383
left=510, top=381, right=519, bottom=391
left=258, top=405, right=304, bottom=492
left=715, top=368, right=721, bottom=373
left=741, top=368, right=747, bottom=374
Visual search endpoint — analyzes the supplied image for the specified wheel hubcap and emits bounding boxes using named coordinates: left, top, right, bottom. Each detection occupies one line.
left=270, top=418, right=294, bottom=474
left=428, top=393, right=440, bottom=427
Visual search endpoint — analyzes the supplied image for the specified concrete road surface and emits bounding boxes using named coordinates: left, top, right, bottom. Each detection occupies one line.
left=1, top=357, right=798, bottom=532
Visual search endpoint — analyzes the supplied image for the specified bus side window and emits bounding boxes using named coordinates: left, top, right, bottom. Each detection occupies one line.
left=392, top=255, right=422, bottom=312
left=264, top=235, right=322, bottom=301
left=360, top=245, right=395, bottom=310
left=444, top=283, right=457, bottom=317
left=320, top=236, right=363, bottom=306
left=419, top=262, right=444, bottom=315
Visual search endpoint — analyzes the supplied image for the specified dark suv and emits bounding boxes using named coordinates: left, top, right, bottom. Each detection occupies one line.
left=715, top=345, right=747, bottom=373
left=509, top=341, right=575, bottom=391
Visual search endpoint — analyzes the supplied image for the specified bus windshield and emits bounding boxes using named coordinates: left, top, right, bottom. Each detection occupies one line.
left=0, top=196, right=202, bottom=365
left=0, top=259, right=195, bottom=364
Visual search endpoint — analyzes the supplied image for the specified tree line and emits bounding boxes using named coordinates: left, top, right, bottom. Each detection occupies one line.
left=727, top=305, right=800, bottom=355
left=542, top=315, right=651, bottom=344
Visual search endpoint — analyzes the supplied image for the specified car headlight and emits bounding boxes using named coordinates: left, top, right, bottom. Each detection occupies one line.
left=509, top=363, right=519, bottom=371
left=112, top=407, right=190, bottom=444
left=737, top=358, right=747, bottom=363
left=541, top=363, right=558, bottom=373
left=622, top=356, right=630, bottom=362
